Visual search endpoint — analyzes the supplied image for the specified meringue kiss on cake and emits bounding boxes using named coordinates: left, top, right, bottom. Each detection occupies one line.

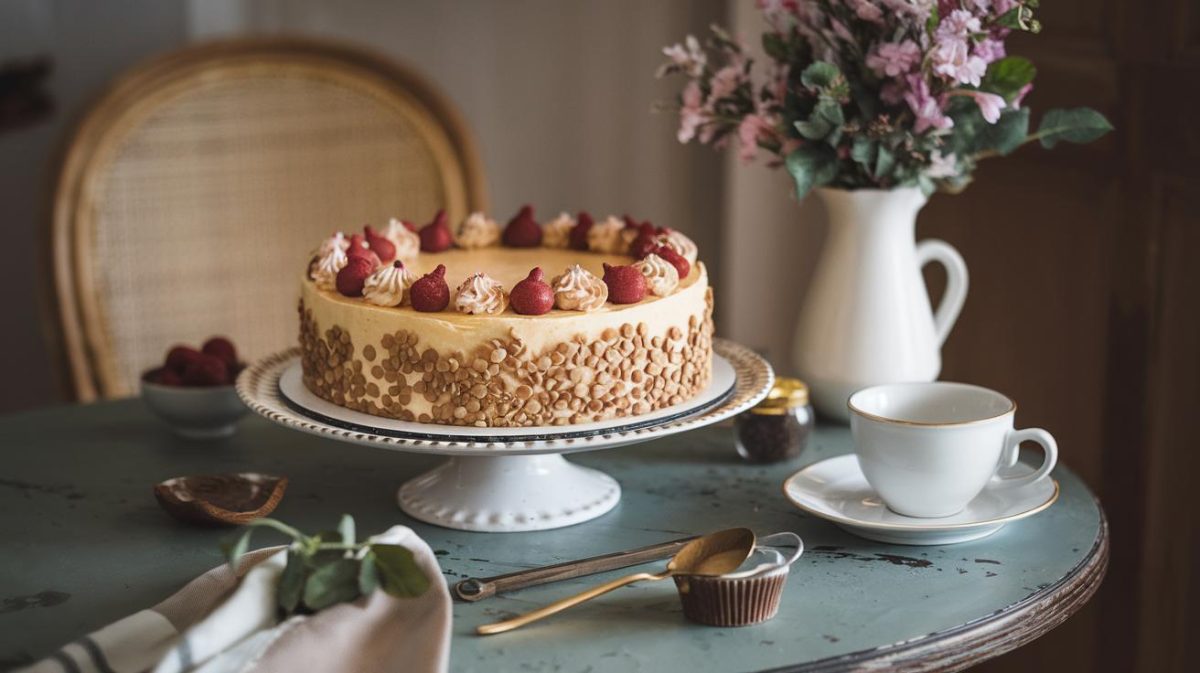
left=300, top=210, right=712, bottom=427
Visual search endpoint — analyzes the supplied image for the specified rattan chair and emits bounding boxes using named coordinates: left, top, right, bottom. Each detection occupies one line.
left=49, top=38, right=487, bottom=401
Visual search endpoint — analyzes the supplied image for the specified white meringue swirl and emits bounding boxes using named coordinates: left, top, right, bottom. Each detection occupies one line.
left=455, top=273, right=508, bottom=314
left=363, top=261, right=417, bottom=307
left=660, top=229, right=698, bottom=264
left=454, top=212, right=501, bottom=249
left=383, top=218, right=421, bottom=260
left=311, top=246, right=348, bottom=291
left=634, top=253, right=680, bottom=297
left=541, top=212, right=575, bottom=248
left=588, top=216, right=626, bottom=254
left=552, top=264, right=608, bottom=312
left=315, top=232, right=350, bottom=257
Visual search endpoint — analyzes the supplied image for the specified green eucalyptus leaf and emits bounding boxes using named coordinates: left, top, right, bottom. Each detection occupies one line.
left=1037, top=108, right=1113, bottom=148
left=302, top=558, right=362, bottom=611
left=370, top=544, right=431, bottom=598
left=981, top=57, right=1036, bottom=101
left=874, top=145, right=896, bottom=180
left=785, top=145, right=838, bottom=200
left=850, top=138, right=878, bottom=172
left=338, top=514, right=356, bottom=546
left=358, top=551, right=380, bottom=596
left=762, top=32, right=787, bottom=61
left=795, top=99, right=844, bottom=143
left=977, top=107, right=1031, bottom=156
left=277, top=549, right=306, bottom=615
left=800, top=61, right=839, bottom=91
left=221, top=529, right=253, bottom=571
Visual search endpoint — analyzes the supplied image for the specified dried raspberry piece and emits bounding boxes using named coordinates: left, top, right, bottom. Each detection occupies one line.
left=629, top=229, right=661, bottom=259
left=651, top=244, right=690, bottom=279
left=602, top=263, right=648, bottom=304
left=419, top=209, right=453, bottom=252
left=364, top=225, right=397, bottom=263
left=510, top=267, right=554, bottom=315
left=502, top=204, right=543, bottom=247
left=201, top=337, right=238, bottom=368
left=410, top=264, right=450, bottom=312
left=346, top=234, right=381, bottom=268
left=182, top=354, right=229, bottom=387
left=336, top=256, right=376, bottom=297
left=569, top=211, right=594, bottom=250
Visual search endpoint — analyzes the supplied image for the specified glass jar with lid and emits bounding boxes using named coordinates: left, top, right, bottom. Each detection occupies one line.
left=735, top=378, right=814, bottom=463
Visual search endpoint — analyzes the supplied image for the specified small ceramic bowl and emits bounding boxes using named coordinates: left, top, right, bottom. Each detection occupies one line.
left=673, top=531, right=804, bottom=627
left=141, top=370, right=248, bottom=439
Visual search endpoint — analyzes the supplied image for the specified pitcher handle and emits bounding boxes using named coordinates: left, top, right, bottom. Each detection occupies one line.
left=915, top=239, right=968, bottom=347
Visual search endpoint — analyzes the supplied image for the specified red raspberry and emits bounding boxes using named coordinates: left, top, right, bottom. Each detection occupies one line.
left=201, top=337, right=238, bottom=368
left=336, top=256, right=376, bottom=297
left=502, top=204, right=543, bottom=248
left=629, top=230, right=661, bottom=260
left=602, top=263, right=648, bottom=304
left=364, top=225, right=396, bottom=263
left=569, top=211, right=594, bottom=250
left=156, top=368, right=183, bottom=386
left=401, top=220, right=418, bottom=233
left=419, top=210, right=453, bottom=252
left=510, top=267, right=554, bottom=315
left=182, top=354, right=229, bottom=387
left=651, top=244, right=690, bottom=279
left=165, top=345, right=202, bottom=375
left=346, top=234, right=381, bottom=268
left=410, top=264, right=450, bottom=312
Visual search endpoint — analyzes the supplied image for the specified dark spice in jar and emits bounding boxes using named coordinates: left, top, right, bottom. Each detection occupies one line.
left=736, top=378, right=813, bottom=463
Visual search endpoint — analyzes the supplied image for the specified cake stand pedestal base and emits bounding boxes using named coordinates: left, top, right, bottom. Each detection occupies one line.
left=397, top=454, right=621, bottom=532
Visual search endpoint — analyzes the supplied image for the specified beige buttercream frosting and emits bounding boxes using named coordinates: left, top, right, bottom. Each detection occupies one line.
left=634, top=253, right=680, bottom=297
left=363, top=261, right=417, bottom=307
left=660, top=229, right=698, bottom=264
left=542, top=212, right=575, bottom=249
left=588, top=216, right=626, bottom=254
left=455, top=272, right=509, bottom=315
left=384, top=218, right=421, bottom=260
left=316, top=232, right=350, bottom=257
left=454, top=212, right=501, bottom=249
left=312, top=246, right=348, bottom=291
left=552, top=264, right=608, bottom=312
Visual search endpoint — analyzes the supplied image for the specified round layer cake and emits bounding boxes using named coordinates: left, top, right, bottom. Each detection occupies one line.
left=298, top=211, right=713, bottom=427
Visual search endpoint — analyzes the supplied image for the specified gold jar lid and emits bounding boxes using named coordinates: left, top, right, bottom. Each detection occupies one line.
left=748, top=378, right=809, bottom=415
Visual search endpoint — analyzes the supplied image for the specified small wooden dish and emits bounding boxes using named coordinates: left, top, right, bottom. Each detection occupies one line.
left=154, top=473, right=288, bottom=526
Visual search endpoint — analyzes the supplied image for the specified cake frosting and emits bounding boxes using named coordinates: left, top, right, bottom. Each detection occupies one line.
left=455, top=272, right=508, bottom=315
left=552, top=264, right=608, bottom=312
left=362, top=261, right=416, bottom=307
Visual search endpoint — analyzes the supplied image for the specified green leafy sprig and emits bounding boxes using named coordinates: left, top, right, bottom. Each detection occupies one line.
left=222, top=514, right=431, bottom=616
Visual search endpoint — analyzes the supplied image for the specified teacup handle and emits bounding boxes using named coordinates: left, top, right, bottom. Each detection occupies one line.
left=994, top=428, right=1058, bottom=488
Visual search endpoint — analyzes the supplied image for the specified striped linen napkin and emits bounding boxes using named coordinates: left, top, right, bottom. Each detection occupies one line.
left=19, top=526, right=450, bottom=673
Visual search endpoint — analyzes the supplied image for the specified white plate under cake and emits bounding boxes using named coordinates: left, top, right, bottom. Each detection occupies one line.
left=299, top=209, right=713, bottom=428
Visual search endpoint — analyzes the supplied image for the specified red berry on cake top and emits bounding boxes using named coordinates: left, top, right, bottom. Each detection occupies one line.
left=410, top=264, right=451, bottom=312
left=629, top=226, right=661, bottom=259
left=651, top=244, right=690, bottom=279
left=364, top=225, right=397, bottom=263
left=345, top=234, right=382, bottom=268
left=336, top=256, right=376, bottom=297
left=502, top=204, right=543, bottom=248
left=510, top=267, right=555, bottom=315
left=602, top=263, right=648, bottom=304
left=569, top=211, right=594, bottom=250
left=419, top=210, right=454, bottom=252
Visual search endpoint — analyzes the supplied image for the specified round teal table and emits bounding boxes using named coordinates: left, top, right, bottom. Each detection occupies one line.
left=0, top=400, right=1107, bottom=672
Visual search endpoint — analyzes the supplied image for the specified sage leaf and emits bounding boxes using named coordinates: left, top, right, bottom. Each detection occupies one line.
left=982, top=57, right=1036, bottom=101
left=850, top=137, right=877, bottom=170
left=358, top=551, right=380, bottom=596
left=977, top=107, right=1030, bottom=156
left=875, top=145, right=896, bottom=181
left=303, top=558, right=361, bottom=611
left=370, top=544, right=431, bottom=598
left=800, top=61, right=839, bottom=91
left=338, top=514, right=356, bottom=546
left=1037, top=108, right=1113, bottom=148
left=277, top=549, right=306, bottom=615
left=785, top=145, right=838, bottom=200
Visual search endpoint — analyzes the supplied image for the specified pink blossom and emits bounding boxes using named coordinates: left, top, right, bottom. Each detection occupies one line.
left=953, top=89, right=1006, bottom=122
left=677, top=80, right=706, bottom=143
left=1011, top=83, right=1032, bottom=109
left=866, top=40, right=922, bottom=78
left=846, top=0, right=884, bottom=24
left=737, top=114, right=770, bottom=163
left=880, top=0, right=934, bottom=21
left=707, top=65, right=743, bottom=103
left=993, top=0, right=1017, bottom=13
left=661, top=35, right=706, bottom=78
left=936, top=10, right=983, bottom=40
left=969, top=0, right=992, bottom=10
left=881, top=80, right=906, bottom=105
left=904, top=75, right=954, bottom=133
left=974, top=38, right=1006, bottom=63
left=757, top=0, right=802, bottom=32
left=931, top=38, right=987, bottom=86
left=829, top=18, right=855, bottom=44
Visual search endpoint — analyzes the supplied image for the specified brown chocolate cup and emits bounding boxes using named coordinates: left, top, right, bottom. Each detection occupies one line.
left=673, top=566, right=789, bottom=627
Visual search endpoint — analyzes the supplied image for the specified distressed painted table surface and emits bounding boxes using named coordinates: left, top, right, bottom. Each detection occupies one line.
left=0, top=399, right=1107, bottom=672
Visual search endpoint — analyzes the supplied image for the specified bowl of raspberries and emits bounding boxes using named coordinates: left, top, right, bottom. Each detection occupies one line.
left=141, top=336, right=248, bottom=439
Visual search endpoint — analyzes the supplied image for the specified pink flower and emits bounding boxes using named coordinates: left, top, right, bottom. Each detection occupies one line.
left=677, top=81, right=706, bottom=143
left=953, top=89, right=1006, bottom=122
left=707, top=65, right=743, bottom=103
left=866, top=40, right=922, bottom=78
left=829, top=18, right=855, bottom=44
left=1011, top=83, right=1033, bottom=109
left=936, top=9, right=983, bottom=40
left=904, top=75, right=954, bottom=133
left=881, top=0, right=934, bottom=20
left=757, top=0, right=803, bottom=32
left=881, top=80, right=906, bottom=105
left=931, top=38, right=987, bottom=86
left=661, top=35, right=706, bottom=78
left=974, top=38, right=1006, bottom=63
left=737, top=114, right=770, bottom=163
left=846, top=0, right=884, bottom=24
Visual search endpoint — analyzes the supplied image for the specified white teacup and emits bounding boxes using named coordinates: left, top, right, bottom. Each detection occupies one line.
left=848, top=382, right=1057, bottom=518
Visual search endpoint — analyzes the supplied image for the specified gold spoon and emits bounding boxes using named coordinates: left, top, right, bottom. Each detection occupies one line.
left=476, top=528, right=756, bottom=635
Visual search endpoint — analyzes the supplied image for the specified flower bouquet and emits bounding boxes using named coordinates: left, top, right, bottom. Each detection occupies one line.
left=657, top=0, right=1113, bottom=197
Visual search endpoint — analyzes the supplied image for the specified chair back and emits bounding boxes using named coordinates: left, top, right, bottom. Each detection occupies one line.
left=50, top=38, right=486, bottom=400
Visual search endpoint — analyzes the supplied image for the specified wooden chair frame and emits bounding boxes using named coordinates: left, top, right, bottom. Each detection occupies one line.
left=47, top=37, right=487, bottom=401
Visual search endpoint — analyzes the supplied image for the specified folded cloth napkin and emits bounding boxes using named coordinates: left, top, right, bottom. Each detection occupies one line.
left=19, top=526, right=450, bottom=673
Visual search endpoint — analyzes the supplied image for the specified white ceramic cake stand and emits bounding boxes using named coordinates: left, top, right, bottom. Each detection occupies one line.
left=237, top=338, right=773, bottom=532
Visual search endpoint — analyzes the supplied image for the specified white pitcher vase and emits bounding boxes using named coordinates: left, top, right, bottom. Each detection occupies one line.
left=793, top=187, right=968, bottom=421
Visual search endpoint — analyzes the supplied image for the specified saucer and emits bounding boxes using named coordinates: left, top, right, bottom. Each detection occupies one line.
left=781, top=455, right=1059, bottom=545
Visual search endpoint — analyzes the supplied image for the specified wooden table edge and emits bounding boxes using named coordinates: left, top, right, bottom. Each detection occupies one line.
left=755, top=498, right=1110, bottom=673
